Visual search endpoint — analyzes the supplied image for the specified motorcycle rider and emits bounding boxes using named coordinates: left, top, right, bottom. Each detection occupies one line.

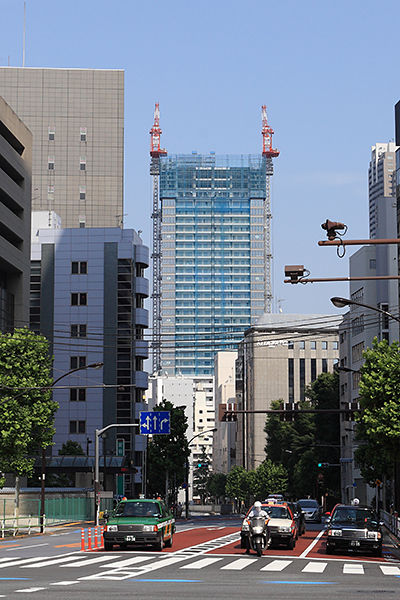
left=244, top=501, right=269, bottom=555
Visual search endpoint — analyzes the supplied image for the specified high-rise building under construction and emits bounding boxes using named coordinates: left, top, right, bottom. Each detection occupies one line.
left=159, top=153, right=267, bottom=376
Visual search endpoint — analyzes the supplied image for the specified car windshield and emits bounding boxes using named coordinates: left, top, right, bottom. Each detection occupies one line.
left=113, top=502, right=159, bottom=518
left=298, top=500, right=318, bottom=509
left=331, top=508, right=376, bottom=525
left=266, top=506, right=291, bottom=519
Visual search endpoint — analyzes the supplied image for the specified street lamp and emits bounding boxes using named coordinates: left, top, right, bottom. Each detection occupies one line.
left=330, top=296, right=400, bottom=323
left=185, top=428, right=217, bottom=520
left=40, top=361, right=103, bottom=532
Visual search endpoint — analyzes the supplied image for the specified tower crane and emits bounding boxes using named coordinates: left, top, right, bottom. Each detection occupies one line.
left=261, top=105, right=279, bottom=314
left=150, top=103, right=167, bottom=374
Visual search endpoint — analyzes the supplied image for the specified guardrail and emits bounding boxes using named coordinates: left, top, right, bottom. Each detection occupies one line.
left=1, top=515, right=43, bottom=538
left=381, top=509, right=400, bottom=538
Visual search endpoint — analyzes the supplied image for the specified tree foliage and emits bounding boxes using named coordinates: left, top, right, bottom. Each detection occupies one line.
left=358, top=338, right=400, bottom=460
left=225, top=461, right=288, bottom=506
left=206, top=472, right=227, bottom=502
left=147, top=400, right=189, bottom=503
left=0, top=328, right=57, bottom=487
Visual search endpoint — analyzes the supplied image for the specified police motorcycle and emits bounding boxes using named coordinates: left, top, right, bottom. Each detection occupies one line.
left=245, top=502, right=270, bottom=556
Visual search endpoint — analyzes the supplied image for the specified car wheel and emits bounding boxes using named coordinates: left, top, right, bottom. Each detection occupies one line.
left=164, top=534, right=173, bottom=548
left=326, top=544, right=333, bottom=555
left=373, top=546, right=382, bottom=558
left=287, top=537, right=294, bottom=550
left=240, top=536, right=247, bottom=549
left=154, top=535, right=164, bottom=551
left=104, top=542, right=113, bottom=551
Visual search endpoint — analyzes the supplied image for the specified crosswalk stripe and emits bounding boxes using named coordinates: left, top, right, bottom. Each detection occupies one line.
left=343, top=563, right=364, bottom=574
left=221, top=558, right=257, bottom=570
left=0, top=557, right=21, bottom=564
left=15, top=588, right=47, bottom=593
left=302, top=562, right=327, bottom=573
left=180, top=557, right=223, bottom=570
left=380, top=565, right=400, bottom=576
left=0, top=557, right=52, bottom=569
left=99, top=556, right=154, bottom=569
left=50, top=581, right=80, bottom=586
left=61, top=556, right=120, bottom=568
left=23, top=556, right=86, bottom=568
left=260, top=560, right=292, bottom=572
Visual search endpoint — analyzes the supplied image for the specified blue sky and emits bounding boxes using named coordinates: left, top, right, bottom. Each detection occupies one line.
left=2, top=0, right=400, bottom=316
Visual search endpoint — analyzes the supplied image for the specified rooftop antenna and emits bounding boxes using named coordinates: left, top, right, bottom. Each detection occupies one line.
left=23, top=2, right=26, bottom=67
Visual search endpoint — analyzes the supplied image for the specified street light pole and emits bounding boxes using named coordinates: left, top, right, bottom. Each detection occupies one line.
left=40, top=362, right=103, bottom=533
left=185, top=428, right=217, bottom=520
left=94, top=423, right=139, bottom=526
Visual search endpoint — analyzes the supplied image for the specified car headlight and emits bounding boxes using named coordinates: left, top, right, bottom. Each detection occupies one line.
left=143, top=525, right=155, bottom=532
left=278, top=526, right=291, bottom=533
left=367, top=531, right=381, bottom=539
left=106, top=524, right=118, bottom=532
left=328, top=529, right=342, bottom=537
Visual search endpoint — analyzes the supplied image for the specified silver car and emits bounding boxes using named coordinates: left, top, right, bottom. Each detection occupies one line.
left=297, top=499, right=321, bottom=523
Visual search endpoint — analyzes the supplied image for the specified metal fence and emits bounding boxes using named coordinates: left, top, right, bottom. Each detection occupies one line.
left=381, top=509, right=400, bottom=538
left=0, top=496, right=114, bottom=537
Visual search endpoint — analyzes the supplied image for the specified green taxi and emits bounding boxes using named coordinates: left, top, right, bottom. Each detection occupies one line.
left=103, top=498, right=175, bottom=551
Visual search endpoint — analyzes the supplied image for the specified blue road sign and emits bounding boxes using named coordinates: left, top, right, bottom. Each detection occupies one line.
left=139, top=411, right=171, bottom=435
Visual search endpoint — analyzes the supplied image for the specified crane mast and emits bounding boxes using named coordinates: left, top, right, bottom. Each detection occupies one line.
left=261, top=105, right=279, bottom=314
left=150, top=103, right=167, bottom=374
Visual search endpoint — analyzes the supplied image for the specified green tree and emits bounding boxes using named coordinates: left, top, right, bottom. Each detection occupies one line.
left=354, top=418, right=394, bottom=486
left=226, top=465, right=252, bottom=505
left=206, top=472, right=227, bottom=502
left=0, top=328, right=57, bottom=488
left=358, top=338, right=400, bottom=460
left=192, top=446, right=210, bottom=502
left=147, top=400, right=189, bottom=504
left=253, top=459, right=288, bottom=499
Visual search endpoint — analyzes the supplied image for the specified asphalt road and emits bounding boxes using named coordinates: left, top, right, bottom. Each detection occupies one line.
left=0, top=516, right=399, bottom=599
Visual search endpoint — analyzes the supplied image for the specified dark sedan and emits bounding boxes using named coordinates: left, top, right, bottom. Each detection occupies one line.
left=325, top=504, right=383, bottom=557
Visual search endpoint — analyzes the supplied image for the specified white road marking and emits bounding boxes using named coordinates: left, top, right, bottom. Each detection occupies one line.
left=0, top=557, right=21, bottom=563
left=343, top=563, right=364, bottom=574
left=0, top=557, right=53, bottom=569
left=221, top=558, right=257, bottom=570
left=50, top=581, right=80, bottom=586
left=260, top=560, right=292, bottom=571
left=61, top=555, right=120, bottom=568
left=99, top=556, right=154, bottom=569
left=23, top=555, right=87, bottom=568
left=180, top=557, right=223, bottom=569
left=79, top=556, right=185, bottom=581
left=15, top=588, right=47, bottom=593
left=380, top=565, right=400, bottom=575
left=302, top=562, right=327, bottom=573
left=7, top=543, right=48, bottom=552
left=298, top=529, right=326, bottom=558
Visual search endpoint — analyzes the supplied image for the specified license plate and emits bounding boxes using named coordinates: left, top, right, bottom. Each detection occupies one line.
left=125, top=535, right=136, bottom=542
left=350, top=540, right=360, bottom=547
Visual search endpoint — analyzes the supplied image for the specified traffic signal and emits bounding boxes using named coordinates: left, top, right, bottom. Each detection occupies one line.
left=318, top=462, right=329, bottom=468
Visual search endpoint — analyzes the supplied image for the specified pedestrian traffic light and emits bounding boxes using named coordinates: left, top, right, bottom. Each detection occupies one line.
left=318, top=462, right=329, bottom=468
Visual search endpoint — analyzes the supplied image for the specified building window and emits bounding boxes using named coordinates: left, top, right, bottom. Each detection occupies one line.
left=310, top=341, right=316, bottom=350
left=80, top=127, right=87, bottom=142
left=80, top=156, right=87, bottom=171
left=70, top=356, right=86, bottom=370
left=71, top=324, right=87, bottom=338
left=322, top=341, right=328, bottom=350
left=79, top=186, right=86, bottom=200
left=300, top=358, right=305, bottom=401
left=69, top=420, right=86, bottom=434
left=340, top=331, right=347, bottom=344
left=351, top=316, right=364, bottom=337
left=288, top=341, right=294, bottom=350
left=71, top=293, right=87, bottom=306
left=71, top=261, right=87, bottom=275
left=369, top=259, right=376, bottom=269
left=70, top=388, right=86, bottom=402
left=352, top=371, right=361, bottom=390
left=311, top=358, right=316, bottom=382
left=322, top=358, right=328, bottom=373
left=352, top=342, right=364, bottom=363
left=79, top=215, right=86, bottom=228
left=299, top=341, right=305, bottom=350
left=380, top=303, right=389, bottom=330
left=48, top=127, right=55, bottom=141
left=48, top=156, right=55, bottom=170
left=333, top=341, right=338, bottom=350
left=288, top=358, right=294, bottom=402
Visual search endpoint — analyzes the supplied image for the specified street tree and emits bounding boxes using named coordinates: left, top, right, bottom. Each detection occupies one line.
left=226, top=465, right=252, bottom=507
left=206, top=472, right=227, bottom=503
left=0, top=328, right=57, bottom=489
left=147, top=400, right=189, bottom=505
left=253, top=459, right=288, bottom=499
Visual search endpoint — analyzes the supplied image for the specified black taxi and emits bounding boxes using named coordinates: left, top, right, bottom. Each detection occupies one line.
left=103, top=498, right=175, bottom=551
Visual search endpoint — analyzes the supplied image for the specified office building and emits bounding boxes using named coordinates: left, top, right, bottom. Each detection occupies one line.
left=159, top=153, right=267, bottom=376
left=213, top=351, right=237, bottom=474
left=30, top=226, right=149, bottom=496
left=0, top=95, right=32, bottom=331
left=0, top=67, right=124, bottom=229
left=236, top=314, right=340, bottom=471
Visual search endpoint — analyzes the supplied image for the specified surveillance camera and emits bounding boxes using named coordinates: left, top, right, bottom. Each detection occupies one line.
left=321, top=219, right=347, bottom=240
left=284, top=265, right=305, bottom=282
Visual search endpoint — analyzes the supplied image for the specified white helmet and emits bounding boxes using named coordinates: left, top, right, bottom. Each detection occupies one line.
left=254, top=501, right=262, bottom=509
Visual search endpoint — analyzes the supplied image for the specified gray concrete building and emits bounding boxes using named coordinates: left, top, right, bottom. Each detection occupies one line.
left=0, top=68, right=124, bottom=229
left=236, top=314, right=340, bottom=471
left=0, top=95, right=32, bottom=331
left=30, top=226, right=149, bottom=497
